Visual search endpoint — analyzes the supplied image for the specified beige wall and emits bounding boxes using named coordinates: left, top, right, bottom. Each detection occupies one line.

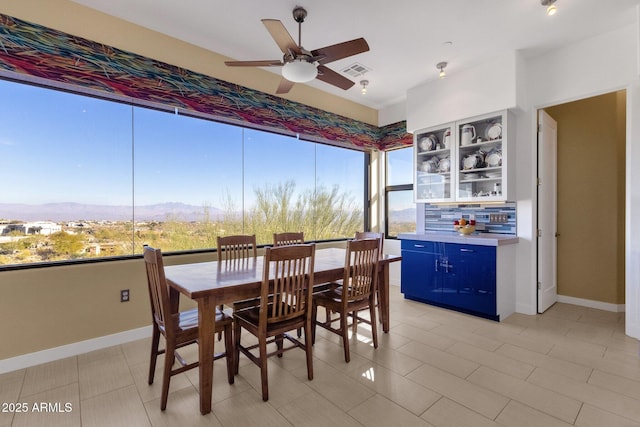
left=0, top=0, right=378, bottom=126
left=545, top=91, right=626, bottom=305
left=0, top=241, right=346, bottom=360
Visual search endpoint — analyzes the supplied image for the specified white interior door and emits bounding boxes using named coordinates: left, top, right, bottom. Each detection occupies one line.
left=537, top=110, right=558, bottom=313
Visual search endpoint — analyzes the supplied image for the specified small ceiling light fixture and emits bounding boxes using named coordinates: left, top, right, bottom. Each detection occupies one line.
left=541, top=0, right=557, bottom=16
left=437, top=62, right=447, bottom=79
left=360, top=79, right=369, bottom=95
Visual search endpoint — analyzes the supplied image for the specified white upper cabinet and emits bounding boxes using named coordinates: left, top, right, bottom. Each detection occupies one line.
left=414, top=122, right=455, bottom=203
left=414, top=110, right=514, bottom=204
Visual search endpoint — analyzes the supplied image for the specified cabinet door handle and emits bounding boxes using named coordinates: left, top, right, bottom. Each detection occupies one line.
left=414, top=244, right=425, bottom=248
left=460, top=248, right=475, bottom=252
left=435, top=258, right=438, bottom=272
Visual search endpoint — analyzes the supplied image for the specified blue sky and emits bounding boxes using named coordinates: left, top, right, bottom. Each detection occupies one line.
left=0, top=79, right=364, bottom=209
left=386, top=146, right=415, bottom=210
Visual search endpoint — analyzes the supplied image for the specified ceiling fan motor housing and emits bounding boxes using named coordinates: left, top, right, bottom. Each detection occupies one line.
left=292, top=7, right=307, bottom=23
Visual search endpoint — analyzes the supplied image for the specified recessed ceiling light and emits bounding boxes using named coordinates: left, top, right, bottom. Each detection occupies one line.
left=360, top=80, right=369, bottom=95
left=541, top=0, right=557, bottom=16
left=437, top=62, right=447, bottom=79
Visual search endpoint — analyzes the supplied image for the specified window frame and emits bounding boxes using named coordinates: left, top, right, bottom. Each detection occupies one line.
left=0, top=76, right=370, bottom=270
left=384, top=147, right=414, bottom=239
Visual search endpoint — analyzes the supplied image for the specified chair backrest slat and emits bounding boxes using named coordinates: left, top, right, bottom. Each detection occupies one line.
left=217, top=235, right=257, bottom=262
left=355, top=231, right=384, bottom=257
left=273, top=232, right=304, bottom=247
left=261, top=244, right=315, bottom=325
left=144, top=246, right=174, bottom=336
left=342, top=238, right=379, bottom=302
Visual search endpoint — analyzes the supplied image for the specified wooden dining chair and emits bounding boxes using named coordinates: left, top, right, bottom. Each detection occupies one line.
left=273, top=232, right=304, bottom=246
left=144, top=246, right=234, bottom=410
left=233, top=243, right=316, bottom=401
left=215, top=234, right=258, bottom=338
left=273, top=232, right=305, bottom=336
left=312, top=238, right=380, bottom=363
left=355, top=231, right=384, bottom=326
left=355, top=231, right=384, bottom=256
left=217, top=234, right=257, bottom=262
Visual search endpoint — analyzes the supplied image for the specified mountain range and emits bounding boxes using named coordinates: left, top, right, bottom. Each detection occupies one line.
left=0, top=202, right=224, bottom=222
left=0, top=202, right=415, bottom=224
left=388, top=207, right=416, bottom=223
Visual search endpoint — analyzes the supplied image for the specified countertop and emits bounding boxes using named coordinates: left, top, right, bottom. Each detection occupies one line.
left=398, top=232, right=519, bottom=247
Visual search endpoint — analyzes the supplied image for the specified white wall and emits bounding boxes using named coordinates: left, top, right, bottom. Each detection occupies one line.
left=627, top=79, right=640, bottom=338
left=406, top=52, right=520, bottom=133
left=379, top=101, right=407, bottom=127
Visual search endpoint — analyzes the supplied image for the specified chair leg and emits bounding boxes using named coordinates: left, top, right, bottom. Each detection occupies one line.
left=223, top=323, right=235, bottom=384
left=311, top=302, right=318, bottom=345
left=148, top=324, right=161, bottom=385
left=341, top=311, right=350, bottom=363
left=276, top=334, right=284, bottom=358
left=369, top=297, right=379, bottom=349
left=233, top=319, right=242, bottom=375
left=304, top=319, right=314, bottom=380
left=160, top=339, right=175, bottom=411
left=259, top=335, right=269, bottom=401
left=352, top=311, right=358, bottom=335
left=217, top=304, right=224, bottom=341
left=376, top=284, right=383, bottom=325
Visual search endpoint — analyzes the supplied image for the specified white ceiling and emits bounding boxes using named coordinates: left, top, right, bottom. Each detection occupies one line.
left=70, top=0, right=639, bottom=110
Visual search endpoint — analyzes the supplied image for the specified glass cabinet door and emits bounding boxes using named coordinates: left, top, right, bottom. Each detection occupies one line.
left=414, top=123, right=454, bottom=203
left=456, top=111, right=507, bottom=202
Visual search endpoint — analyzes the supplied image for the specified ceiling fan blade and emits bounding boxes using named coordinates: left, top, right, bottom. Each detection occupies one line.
left=311, top=38, right=369, bottom=64
left=276, top=78, right=295, bottom=94
left=224, top=60, right=283, bottom=67
left=261, top=19, right=300, bottom=55
left=316, top=65, right=355, bottom=90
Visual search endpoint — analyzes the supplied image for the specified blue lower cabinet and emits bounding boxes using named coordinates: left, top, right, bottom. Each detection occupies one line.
left=400, top=241, right=441, bottom=303
left=452, top=244, right=497, bottom=317
left=401, top=240, right=498, bottom=320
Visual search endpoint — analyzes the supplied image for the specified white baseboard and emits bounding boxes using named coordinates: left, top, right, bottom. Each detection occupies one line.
left=557, top=294, right=625, bottom=313
left=0, top=325, right=152, bottom=374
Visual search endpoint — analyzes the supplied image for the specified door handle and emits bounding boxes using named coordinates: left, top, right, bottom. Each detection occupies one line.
left=460, top=248, right=475, bottom=252
left=555, top=232, right=560, bottom=237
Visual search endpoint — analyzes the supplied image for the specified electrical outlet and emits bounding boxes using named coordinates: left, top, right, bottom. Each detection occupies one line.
left=120, top=289, right=130, bottom=302
left=489, top=214, right=509, bottom=223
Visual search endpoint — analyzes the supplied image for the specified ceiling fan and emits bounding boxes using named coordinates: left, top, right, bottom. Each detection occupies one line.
left=224, top=6, right=369, bottom=94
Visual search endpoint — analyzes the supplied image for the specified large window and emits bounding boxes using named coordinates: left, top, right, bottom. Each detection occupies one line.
left=0, top=79, right=365, bottom=266
left=385, top=147, right=416, bottom=237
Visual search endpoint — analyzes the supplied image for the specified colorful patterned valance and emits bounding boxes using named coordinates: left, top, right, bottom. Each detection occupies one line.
left=0, top=13, right=411, bottom=151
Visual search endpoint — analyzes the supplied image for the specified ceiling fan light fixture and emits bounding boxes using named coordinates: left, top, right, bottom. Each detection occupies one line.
left=282, top=59, right=318, bottom=83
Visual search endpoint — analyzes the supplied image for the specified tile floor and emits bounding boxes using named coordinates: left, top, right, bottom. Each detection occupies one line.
left=2, top=286, right=639, bottom=427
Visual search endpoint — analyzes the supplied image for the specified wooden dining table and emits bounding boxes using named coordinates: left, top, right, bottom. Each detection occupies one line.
left=164, top=247, right=401, bottom=414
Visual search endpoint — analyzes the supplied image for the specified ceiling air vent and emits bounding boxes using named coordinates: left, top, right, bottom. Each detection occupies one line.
left=341, top=62, right=371, bottom=77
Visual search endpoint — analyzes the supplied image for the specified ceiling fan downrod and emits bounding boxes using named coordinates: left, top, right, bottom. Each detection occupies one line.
left=292, top=6, right=307, bottom=48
